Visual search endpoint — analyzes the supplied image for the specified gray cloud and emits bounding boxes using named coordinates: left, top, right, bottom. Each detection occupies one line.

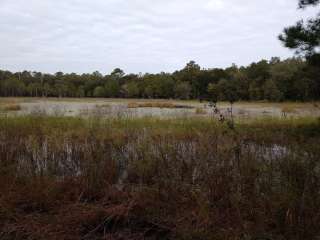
left=0, top=0, right=318, bottom=74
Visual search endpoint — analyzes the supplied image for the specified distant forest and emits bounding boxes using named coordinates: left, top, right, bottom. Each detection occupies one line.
left=1, top=0, right=319, bottom=102
left=1, top=57, right=320, bottom=102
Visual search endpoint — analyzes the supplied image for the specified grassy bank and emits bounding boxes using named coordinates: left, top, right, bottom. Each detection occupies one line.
left=0, top=116, right=320, bottom=239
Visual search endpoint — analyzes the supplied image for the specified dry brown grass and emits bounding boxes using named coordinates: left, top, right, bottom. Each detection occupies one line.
left=281, top=105, right=297, bottom=114
left=2, top=103, right=22, bottom=111
left=0, top=116, right=320, bottom=239
left=127, top=102, right=140, bottom=108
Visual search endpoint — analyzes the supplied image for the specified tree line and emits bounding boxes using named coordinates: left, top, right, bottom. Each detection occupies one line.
left=1, top=0, right=319, bottom=102
left=0, top=57, right=319, bottom=102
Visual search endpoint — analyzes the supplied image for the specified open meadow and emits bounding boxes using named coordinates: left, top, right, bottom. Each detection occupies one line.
left=0, top=98, right=320, bottom=239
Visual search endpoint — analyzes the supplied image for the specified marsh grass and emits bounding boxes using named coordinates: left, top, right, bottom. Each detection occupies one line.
left=0, top=116, right=320, bottom=239
left=127, top=101, right=194, bottom=109
left=1, top=103, right=22, bottom=111
left=195, top=107, right=207, bottom=115
left=281, top=106, right=298, bottom=115
left=96, top=103, right=111, bottom=108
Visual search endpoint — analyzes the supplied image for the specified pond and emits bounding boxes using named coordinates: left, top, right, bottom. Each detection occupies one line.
left=1, top=98, right=320, bottom=119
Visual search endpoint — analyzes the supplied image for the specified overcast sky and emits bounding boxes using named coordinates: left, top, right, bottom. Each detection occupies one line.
left=0, top=0, right=318, bottom=74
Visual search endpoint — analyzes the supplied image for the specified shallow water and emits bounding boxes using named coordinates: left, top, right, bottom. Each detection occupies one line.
left=2, top=99, right=320, bottom=118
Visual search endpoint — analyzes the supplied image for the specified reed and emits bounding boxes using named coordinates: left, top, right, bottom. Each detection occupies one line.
left=0, top=116, right=319, bottom=239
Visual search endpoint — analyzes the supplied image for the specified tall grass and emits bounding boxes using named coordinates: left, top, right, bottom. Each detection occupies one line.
left=0, top=116, right=319, bottom=239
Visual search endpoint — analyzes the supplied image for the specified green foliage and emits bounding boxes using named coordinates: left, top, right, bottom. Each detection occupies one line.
left=217, top=79, right=239, bottom=103
left=249, top=83, right=262, bottom=100
left=263, top=79, right=283, bottom=101
left=110, top=68, right=125, bottom=79
left=142, top=73, right=175, bottom=98
left=174, top=81, right=191, bottom=99
left=175, top=61, right=202, bottom=98
left=279, top=18, right=320, bottom=55
left=299, top=0, right=320, bottom=7
left=104, top=79, right=120, bottom=97
left=93, top=86, right=105, bottom=97
left=0, top=56, right=319, bottom=101
left=207, top=83, right=219, bottom=102
left=122, top=81, right=140, bottom=98
left=76, top=86, right=85, bottom=97
left=279, top=0, right=319, bottom=56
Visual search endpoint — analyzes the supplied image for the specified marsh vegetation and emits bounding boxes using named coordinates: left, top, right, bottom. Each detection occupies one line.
left=1, top=98, right=320, bottom=119
left=1, top=0, right=319, bottom=239
left=0, top=114, right=320, bottom=239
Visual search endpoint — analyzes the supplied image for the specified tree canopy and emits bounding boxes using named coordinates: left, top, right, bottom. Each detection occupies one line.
left=1, top=57, right=319, bottom=101
left=279, top=0, right=320, bottom=58
left=299, top=0, right=320, bottom=8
